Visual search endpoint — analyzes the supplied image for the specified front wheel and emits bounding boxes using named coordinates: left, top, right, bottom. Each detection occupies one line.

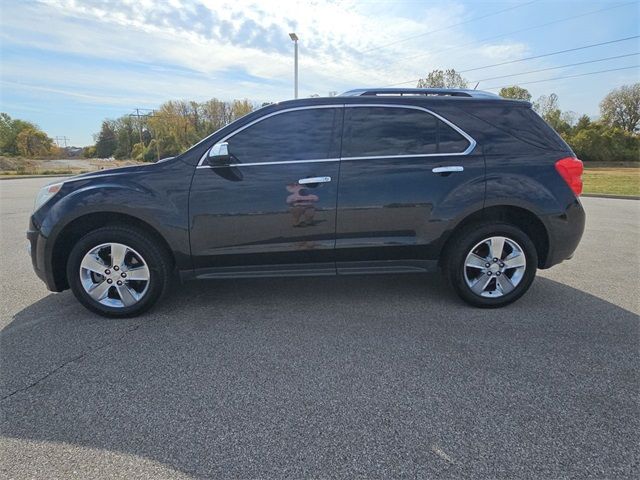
left=67, top=226, right=171, bottom=317
left=444, top=222, right=538, bottom=308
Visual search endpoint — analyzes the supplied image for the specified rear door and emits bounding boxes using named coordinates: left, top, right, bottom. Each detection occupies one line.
left=189, top=106, right=343, bottom=276
left=335, top=104, right=484, bottom=273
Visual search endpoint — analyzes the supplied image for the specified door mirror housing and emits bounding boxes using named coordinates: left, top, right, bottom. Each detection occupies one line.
left=207, top=142, right=230, bottom=165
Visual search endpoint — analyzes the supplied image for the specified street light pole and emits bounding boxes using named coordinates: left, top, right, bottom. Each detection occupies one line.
left=289, top=32, right=298, bottom=99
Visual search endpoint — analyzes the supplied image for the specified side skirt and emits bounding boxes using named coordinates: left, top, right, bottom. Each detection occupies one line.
left=179, top=259, right=438, bottom=281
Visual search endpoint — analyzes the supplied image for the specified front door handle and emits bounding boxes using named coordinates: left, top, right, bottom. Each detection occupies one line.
left=299, top=176, right=331, bottom=185
left=432, top=166, right=464, bottom=174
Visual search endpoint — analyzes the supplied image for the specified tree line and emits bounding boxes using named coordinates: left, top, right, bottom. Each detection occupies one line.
left=0, top=113, right=59, bottom=157
left=87, top=98, right=257, bottom=161
left=1, top=72, right=638, bottom=163
left=418, top=70, right=639, bottom=162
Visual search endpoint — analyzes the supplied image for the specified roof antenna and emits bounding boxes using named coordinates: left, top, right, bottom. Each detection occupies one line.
left=474, top=82, right=479, bottom=90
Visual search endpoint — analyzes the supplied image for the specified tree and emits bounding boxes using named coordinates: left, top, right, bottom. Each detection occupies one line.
left=574, top=114, right=591, bottom=131
left=0, top=113, right=42, bottom=156
left=82, top=145, right=97, bottom=158
left=94, top=121, right=117, bottom=158
left=113, top=116, right=137, bottom=159
left=16, top=127, right=53, bottom=157
left=566, top=122, right=640, bottom=162
left=498, top=86, right=531, bottom=101
left=600, top=83, right=640, bottom=133
left=229, top=99, right=254, bottom=120
left=533, top=93, right=559, bottom=119
left=417, top=69, right=468, bottom=88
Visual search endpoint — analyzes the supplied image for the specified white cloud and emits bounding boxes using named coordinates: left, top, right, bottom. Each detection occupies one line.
left=1, top=0, right=537, bottom=106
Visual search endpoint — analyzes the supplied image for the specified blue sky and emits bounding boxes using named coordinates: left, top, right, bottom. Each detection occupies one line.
left=1, top=0, right=638, bottom=146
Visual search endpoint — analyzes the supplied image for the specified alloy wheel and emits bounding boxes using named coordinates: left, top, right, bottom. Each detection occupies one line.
left=463, top=236, right=527, bottom=298
left=79, top=242, right=150, bottom=308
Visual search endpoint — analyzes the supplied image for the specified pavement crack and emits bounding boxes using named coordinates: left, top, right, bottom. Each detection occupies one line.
left=1, top=320, right=146, bottom=402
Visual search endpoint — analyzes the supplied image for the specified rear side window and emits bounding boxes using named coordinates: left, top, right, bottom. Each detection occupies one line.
left=227, top=108, right=341, bottom=163
left=342, top=107, right=470, bottom=158
left=467, top=105, right=569, bottom=151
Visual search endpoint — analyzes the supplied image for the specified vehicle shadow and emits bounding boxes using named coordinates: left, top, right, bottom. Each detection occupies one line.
left=1, top=275, right=638, bottom=478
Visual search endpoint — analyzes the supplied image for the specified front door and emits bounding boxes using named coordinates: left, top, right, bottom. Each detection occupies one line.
left=335, top=105, right=484, bottom=272
left=189, top=106, right=343, bottom=277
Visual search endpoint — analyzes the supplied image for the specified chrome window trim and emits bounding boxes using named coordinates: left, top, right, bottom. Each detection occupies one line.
left=341, top=103, right=476, bottom=157
left=197, top=103, right=476, bottom=168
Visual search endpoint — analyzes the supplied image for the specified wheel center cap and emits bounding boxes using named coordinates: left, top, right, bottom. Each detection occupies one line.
left=489, top=263, right=501, bottom=273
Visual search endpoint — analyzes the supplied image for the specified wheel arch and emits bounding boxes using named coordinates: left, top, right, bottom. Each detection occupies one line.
left=440, top=205, right=549, bottom=269
left=50, top=212, right=176, bottom=291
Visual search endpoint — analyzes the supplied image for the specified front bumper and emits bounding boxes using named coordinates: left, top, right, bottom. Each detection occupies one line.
left=27, top=216, right=60, bottom=291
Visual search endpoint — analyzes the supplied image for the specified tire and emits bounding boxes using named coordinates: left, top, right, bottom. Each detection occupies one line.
left=443, top=222, right=538, bottom=308
left=66, top=226, right=171, bottom=318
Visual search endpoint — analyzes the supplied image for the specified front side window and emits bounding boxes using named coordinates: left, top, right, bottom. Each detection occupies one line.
left=226, top=108, right=341, bottom=164
left=342, top=107, right=470, bottom=158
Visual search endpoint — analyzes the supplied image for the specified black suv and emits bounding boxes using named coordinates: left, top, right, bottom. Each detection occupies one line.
left=28, top=88, right=585, bottom=317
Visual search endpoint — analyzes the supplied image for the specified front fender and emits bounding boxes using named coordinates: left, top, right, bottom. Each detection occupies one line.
left=34, top=160, right=193, bottom=279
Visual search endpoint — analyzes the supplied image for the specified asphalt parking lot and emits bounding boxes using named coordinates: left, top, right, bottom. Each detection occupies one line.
left=1, top=177, right=638, bottom=479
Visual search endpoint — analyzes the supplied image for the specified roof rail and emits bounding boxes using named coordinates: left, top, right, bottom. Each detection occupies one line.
left=339, top=88, right=499, bottom=99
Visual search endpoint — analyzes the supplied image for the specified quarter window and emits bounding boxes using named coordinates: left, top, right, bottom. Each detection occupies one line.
left=226, top=108, right=341, bottom=164
left=342, top=107, right=469, bottom=157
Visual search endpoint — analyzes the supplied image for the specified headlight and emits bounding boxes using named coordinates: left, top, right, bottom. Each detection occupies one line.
left=34, top=182, right=64, bottom=212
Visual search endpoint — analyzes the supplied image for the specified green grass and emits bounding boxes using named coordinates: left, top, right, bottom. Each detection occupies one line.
left=582, top=167, right=640, bottom=196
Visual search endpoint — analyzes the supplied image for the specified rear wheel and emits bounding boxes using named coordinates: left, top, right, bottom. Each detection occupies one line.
left=444, top=222, right=538, bottom=308
left=67, top=226, right=170, bottom=317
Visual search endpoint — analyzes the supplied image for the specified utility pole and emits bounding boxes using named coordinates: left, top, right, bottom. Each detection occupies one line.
left=131, top=108, right=144, bottom=145
left=151, top=109, right=160, bottom=162
left=54, top=136, right=69, bottom=147
left=289, top=33, right=299, bottom=99
left=129, top=108, right=156, bottom=159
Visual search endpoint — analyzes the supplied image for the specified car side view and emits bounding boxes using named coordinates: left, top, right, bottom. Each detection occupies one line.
left=28, top=88, right=585, bottom=317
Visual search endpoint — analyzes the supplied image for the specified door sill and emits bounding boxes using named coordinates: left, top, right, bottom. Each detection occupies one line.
left=180, top=259, right=439, bottom=281
left=337, top=259, right=437, bottom=275
left=192, top=263, right=337, bottom=280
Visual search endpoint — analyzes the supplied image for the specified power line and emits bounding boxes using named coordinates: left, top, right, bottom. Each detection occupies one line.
left=358, top=0, right=539, bottom=55
left=395, top=1, right=635, bottom=66
left=472, top=52, right=639, bottom=84
left=384, top=35, right=640, bottom=86
left=483, top=65, right=639, bottom=90
left=459, top=35, right=640, bottom=73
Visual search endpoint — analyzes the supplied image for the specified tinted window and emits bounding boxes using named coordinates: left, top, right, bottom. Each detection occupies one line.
left=343, top=107, right=469, bottom=157
left=437, top=120, right=469, bottom=153
left=227, top=108, right=341, bottom=163
left=463, top=105, right=569, bottom=151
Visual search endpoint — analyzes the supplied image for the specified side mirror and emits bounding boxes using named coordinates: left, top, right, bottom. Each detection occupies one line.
left=207, top=142, right=230, bottom=165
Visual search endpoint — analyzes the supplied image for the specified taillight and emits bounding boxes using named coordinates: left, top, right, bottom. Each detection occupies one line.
left=555, top=157, right=583, bottom=196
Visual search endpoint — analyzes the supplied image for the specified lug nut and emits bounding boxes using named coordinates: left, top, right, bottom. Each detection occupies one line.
left=116, top=280, right=122, bottom=286
left=113, top=265, right=119, bottom=271
left=487, top=271, right=492, bottom=276
left=499, top=262, right=505, bottom=268
left=496, top=271, right=501, bottom=276
left=107, top=279, right=113, bottom=284
left=121, top=272, right=127, bottom=278
left=485, top=263, right=490, bottom=268
left=105, top=269, right=111, bottom=275
left=492, top=258, right=498, bottom=263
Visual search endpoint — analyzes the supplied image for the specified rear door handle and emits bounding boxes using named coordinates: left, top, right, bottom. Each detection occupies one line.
left=432, top=166, right=464, bottom=174
left=299, top=176, right=331, bottom=185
